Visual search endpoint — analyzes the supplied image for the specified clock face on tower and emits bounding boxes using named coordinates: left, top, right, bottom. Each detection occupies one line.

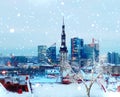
left=61, top=45, right=64, bottom=48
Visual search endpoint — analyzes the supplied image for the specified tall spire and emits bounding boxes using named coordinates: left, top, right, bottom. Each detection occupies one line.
left=62, top=16, right=65, bottom=35
left=63, top=16, right=64, bottom=25
left=60, top=17, right=68, bottom=53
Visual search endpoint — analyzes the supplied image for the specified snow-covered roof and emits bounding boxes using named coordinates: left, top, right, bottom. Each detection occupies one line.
left=0, top=83, right=7, bottom=95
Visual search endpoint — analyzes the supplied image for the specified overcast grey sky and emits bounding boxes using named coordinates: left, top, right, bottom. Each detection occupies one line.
left=0, top=0, right=120, bottom=56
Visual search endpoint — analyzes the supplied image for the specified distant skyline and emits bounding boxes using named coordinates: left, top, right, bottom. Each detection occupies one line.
left=0, top=0, right=120, bottom=56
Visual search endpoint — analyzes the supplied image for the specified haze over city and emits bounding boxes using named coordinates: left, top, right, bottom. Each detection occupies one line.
left=0, top=0, right=120, bottom=56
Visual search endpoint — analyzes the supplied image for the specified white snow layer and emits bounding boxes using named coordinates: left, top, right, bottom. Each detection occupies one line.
left=0, top=81, right=119, bottom=97
left=32, top=82, right=106, bottom=97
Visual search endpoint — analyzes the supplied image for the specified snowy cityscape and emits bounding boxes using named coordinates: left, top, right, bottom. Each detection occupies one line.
left=0, top=0, right=120, bottom=97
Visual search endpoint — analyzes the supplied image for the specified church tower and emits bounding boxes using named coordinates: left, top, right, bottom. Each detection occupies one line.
left=59, top=18, right=68, bottom=63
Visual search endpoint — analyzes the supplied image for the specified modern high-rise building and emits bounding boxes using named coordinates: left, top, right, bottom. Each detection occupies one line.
left=83, top=44, right=93, bottom=60
left=83, top=41, right=99, bottom=64
left=38, top=45, right=47, bottom=62
left=107, top=52, right=112, bottom=64
left=71, top=37, right=84, bottom=64
left=59, top=18, right=68, bottom=63
left=94, top=43, right=99, bottom=62
left=107, top=52, right=120, bottom=65
left=47, top=43, right=56, bottom=64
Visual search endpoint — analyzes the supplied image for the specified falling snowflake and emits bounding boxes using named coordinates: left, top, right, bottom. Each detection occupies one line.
left=91, top=24, right=95, bottom=27
left=15, top=7, right=18, bottom=10
left=61, top=1, right=64, bottom=5
left=17, top=13, right=21, bottom=17
left=96, top=13, right=100, bottom=17
left=10, top=28, right=15, bottom=33
left=115, top=30, right=119, bottom=33
left=61, top=12, right=64, bottom=16
left=30, top=40, right=33, bottom=43
left=6, top=25, right=9, bottom=29
left=45, top=32, right=48, bottom=35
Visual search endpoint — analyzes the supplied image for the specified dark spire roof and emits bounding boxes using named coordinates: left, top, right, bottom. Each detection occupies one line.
left=63, top=16, right=64, bottom=25
left=62, top=17, right=65, bottom=34
left=60, top=17, right=68, bottom=53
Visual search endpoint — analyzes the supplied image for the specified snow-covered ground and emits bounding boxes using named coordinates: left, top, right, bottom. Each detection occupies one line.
left=0, top=77, right=120, bottom=97
left=32, top=82, right=106, bottom=97
left=0, top=82, right=106, bottom=97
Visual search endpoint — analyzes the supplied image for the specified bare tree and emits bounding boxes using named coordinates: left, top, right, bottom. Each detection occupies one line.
left=79, top=64, right=104, bottom=97
left=67, top=62, right=104, bottom=97
left=60, top=60, right=105, bottom=97
left=82, top=72, right=103, bottom=97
